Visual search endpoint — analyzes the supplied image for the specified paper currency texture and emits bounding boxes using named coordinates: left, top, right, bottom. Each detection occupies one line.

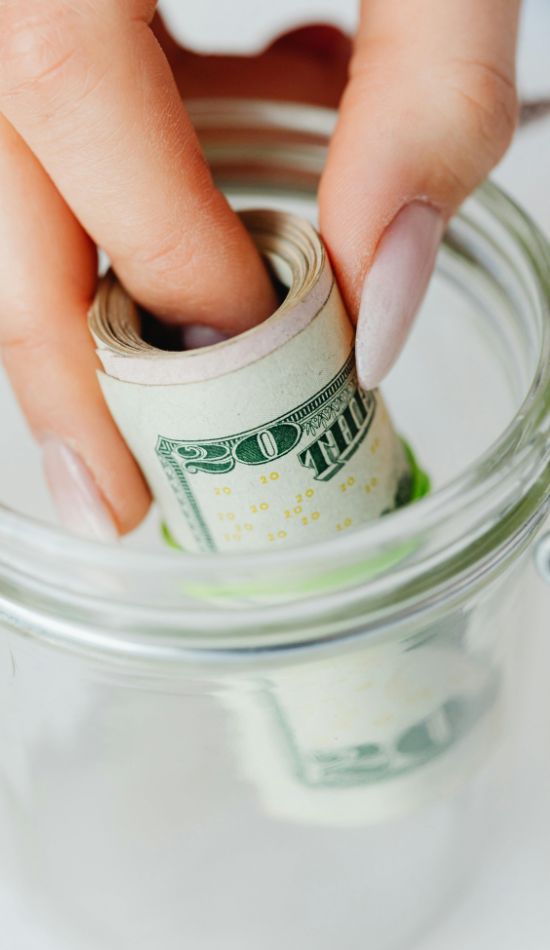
left=89, top=210, right=412, bottom=552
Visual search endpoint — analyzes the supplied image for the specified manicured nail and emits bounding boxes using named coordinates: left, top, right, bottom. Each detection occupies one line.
left=181, top=324, right=228, bottom=350
left=356, top=202, right=444, bottom=389
left=41, top=438, right=118, bottom=542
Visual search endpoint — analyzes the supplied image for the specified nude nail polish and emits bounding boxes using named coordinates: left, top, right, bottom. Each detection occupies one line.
left=356, top=203, right=444, bottom=390
left=41, top=438, right=118, bottom=542
left=181, top=325, right=228, bottom=350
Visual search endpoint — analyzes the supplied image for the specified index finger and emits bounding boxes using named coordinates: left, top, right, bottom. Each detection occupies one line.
left=0, top=0, right=276, bottom=332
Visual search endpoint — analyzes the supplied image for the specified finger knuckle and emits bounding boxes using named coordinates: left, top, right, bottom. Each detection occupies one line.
left=0, top=3, right=78, bottom=98
left=0, top=312, right=49, bottom=360
left=131, top=228, right=193, bottom=274
left=121, top=185, right=218, bottom=280
left=447, top=60, right=518, bottom=164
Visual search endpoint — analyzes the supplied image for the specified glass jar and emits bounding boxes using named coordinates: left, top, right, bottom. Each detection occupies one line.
left=0, top=101, right=549, bottom=950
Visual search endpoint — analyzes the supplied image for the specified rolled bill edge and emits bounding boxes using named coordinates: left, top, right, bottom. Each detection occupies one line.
left=89, top=210, right=416, bottom=554
left=90, top=210, right=331, bottom=387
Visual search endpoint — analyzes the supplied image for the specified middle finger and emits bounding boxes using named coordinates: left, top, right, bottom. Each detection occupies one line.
left=0, top=0, right=276, bottom=332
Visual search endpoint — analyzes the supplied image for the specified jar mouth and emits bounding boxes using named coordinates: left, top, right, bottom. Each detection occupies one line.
left=0, top=102, right=549, bottom=657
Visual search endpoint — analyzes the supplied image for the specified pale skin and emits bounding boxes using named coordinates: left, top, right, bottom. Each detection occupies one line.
left=0, top=1, right=520, bottom=536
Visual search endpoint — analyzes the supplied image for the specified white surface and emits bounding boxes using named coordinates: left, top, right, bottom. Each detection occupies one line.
left=0, top=1, right=549, bottom=947
left=417, top=570, right=550, bottom=950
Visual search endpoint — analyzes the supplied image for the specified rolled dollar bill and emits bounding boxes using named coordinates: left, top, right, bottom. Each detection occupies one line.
left=224, top=627, right=499, bottom=827
left=89, top=210, right=414, bottom=553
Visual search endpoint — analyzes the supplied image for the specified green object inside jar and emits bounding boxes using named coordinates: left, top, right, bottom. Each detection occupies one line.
left=159, top=440, right=430, bottom=602
left=397, top=440, right=431, bottom=506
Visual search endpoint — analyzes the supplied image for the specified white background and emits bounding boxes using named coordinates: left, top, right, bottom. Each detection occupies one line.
left=1, top=0, right=549, bottom=947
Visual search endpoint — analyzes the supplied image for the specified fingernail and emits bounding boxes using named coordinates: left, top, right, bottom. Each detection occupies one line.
left=181, top=324, right=228, bottom=350
left=41, top=438, right=118, bottom=542
left=356, top=202, right=444, bottom=389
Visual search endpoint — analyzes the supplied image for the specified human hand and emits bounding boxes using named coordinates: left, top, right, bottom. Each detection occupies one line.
left=0, top=1, right=519, bottom=539
left=0, top=1, right=278, bottom=539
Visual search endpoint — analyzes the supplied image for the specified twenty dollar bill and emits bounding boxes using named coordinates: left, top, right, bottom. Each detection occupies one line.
left=89, top=210, right=413, bottom=553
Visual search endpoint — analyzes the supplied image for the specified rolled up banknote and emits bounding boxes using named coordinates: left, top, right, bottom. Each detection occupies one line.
left=89, top=210, right=414, bottom=553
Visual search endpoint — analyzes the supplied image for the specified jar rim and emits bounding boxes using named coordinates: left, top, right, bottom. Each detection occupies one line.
left=0, top=101, right=549, bottom=658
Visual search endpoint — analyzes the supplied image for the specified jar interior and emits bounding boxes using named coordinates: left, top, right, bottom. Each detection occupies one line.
left=0, top=185, right=538, bottom=556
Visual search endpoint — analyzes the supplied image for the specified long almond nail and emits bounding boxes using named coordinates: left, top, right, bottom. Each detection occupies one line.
left=41, top=438, right=118, bottom=542
left=356, top=202, right=444, bottom=389
left=181, top=324, right=228, bottom=350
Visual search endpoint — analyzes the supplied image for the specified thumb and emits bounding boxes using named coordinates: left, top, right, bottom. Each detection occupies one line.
left=319, top=0, right=520, bottom=389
